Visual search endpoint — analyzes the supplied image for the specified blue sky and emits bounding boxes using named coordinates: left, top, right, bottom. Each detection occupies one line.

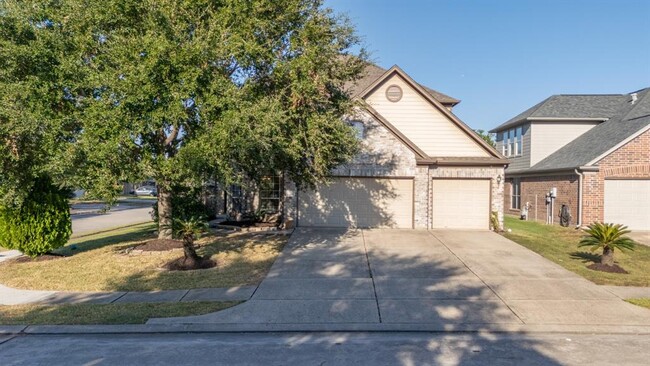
left=325, top=0, right=650, bottom=131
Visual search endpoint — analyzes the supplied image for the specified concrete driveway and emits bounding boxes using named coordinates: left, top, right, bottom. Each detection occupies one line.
left=150, top=228, right=650, bottom=331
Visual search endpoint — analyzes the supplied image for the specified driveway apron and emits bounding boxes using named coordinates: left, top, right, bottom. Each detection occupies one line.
left=149, top=228, right=650, bottom=329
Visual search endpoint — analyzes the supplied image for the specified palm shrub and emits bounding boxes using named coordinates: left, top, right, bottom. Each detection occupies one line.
left=171, top=216, right=208, bottom=265
left=578, top=222, right=635, bottom=266
left=0, top=178, right=72, bottom=257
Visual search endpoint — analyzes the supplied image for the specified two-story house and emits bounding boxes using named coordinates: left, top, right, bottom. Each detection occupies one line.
left=490, top=89, right=650, bottom=230
left=219, top=63, right=509, bottom=230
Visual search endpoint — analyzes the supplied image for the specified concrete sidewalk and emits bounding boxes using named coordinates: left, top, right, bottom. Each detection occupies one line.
left=148, top=228, right=650, bottom=332
left=0, top=284, right=255, bottom=306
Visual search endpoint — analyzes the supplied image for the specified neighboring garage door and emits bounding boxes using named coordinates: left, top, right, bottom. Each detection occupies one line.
left=431, top=179, right=490, bottom=230
left=604, top=179, right=650, bottom=230
left=298, top=177, right=413, bottom=228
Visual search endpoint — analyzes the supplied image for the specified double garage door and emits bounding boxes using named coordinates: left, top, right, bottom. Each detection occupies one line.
left=604, top=180, right=650, bottom=230
left=298, top=177, right=490, bottom=229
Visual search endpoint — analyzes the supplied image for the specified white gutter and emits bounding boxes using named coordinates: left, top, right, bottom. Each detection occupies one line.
left=526, top=117, right=609, bottom=122
left=574, top=168, right=584, bottom=228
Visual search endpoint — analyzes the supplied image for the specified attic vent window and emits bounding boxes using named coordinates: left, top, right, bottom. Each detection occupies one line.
left=386, top=85, right=403, bottom=102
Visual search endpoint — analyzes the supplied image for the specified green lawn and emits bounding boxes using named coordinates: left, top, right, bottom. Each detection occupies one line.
left=627, top=298, right=650, bottom=310
left=503, top=216, right=650, bottom=287
left=0, top=223, right=287, bottom=292
left=0, top=301, right=238, bottom=325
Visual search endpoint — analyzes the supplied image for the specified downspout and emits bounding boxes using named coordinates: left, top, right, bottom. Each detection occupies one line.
left=574, top=168, right=583, bottom=228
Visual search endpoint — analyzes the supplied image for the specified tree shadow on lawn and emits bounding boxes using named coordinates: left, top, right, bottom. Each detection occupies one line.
left=570, top=251, right=601, bottom=264
left=56, top=223, right=157, bottom=257
left=100, top=231, right=289, bottom=292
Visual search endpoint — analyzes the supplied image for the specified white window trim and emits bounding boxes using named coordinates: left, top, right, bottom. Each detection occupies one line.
left=501, top=127, right=523, bottom=157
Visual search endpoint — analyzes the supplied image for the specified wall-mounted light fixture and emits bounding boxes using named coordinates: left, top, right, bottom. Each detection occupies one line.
left=497, top=175, right=502, bottom=184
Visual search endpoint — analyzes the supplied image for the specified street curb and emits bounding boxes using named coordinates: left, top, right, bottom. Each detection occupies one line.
left=4, top=323, right=650, bottom=335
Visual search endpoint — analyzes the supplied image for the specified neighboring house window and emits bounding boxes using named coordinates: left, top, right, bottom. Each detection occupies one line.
left=501, top=127, right=523, bottom=157
left=511, top=179, right=521, bottom=210
left=259, top=174, right=281, bottom=212
left=349, top=120, right=365, bottom=139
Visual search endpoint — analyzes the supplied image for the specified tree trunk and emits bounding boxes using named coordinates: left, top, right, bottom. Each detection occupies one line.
left=601, top=246, right=614, bottom=266
left=182, top=237, right=201, bottom=263
left=158, top=185, right=173, bottom=239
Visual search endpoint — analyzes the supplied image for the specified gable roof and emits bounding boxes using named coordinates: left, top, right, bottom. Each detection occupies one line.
left=346, top=63, right=460, bottom=106
left=357, top=65, right=506, bottom=163
left=518, top=88, right=650, bottom=173
left=490, top=94, right=627, bottom=132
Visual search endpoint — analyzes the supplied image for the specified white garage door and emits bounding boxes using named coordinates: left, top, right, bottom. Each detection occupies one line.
left=604, top=180, right=650, bottom=230
left=298, top=177, right=413, bottom=228
left=432, top=179, right=490, bottom=230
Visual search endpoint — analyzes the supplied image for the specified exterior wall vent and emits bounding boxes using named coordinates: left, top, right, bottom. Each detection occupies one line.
left=386, top=85, right=403, bottom=102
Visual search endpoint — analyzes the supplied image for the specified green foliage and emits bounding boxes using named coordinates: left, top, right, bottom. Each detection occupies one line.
left=0, top=178, right=72, bottom=257
left=1, top=0, right=367, bottom=236
left=150, top=186, right=213, bottom=224
left=474, top=129, right=496, bottom=148
left=579, top=222, right=636, bottom=254
left=0, top=1, right=82, bottom=206
left=171, top=216, right=208, bottom=244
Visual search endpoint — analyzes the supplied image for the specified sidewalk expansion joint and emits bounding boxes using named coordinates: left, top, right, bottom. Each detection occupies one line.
left=361, top=230, right=382, bottom=323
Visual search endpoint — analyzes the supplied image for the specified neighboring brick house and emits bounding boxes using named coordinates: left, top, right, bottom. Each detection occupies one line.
left=490, top=88, right=650, bottom=230
left=223, top=64, right=508, bottom=230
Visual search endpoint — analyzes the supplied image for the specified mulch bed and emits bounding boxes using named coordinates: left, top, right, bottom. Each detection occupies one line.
left=587, top=263, right=629, bottom=274
left=219, top=220, right=277, bottom=228
left=12, top=253, right=67, bottom=263
left=163, top=256, right=216, bottom=271
left=136, top=239, right=184, bottom=252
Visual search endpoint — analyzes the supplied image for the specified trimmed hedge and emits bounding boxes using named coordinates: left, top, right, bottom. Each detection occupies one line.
left=0, top=179, right=72, bottom=257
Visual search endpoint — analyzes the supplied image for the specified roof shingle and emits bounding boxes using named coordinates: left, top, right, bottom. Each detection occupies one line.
left=345, top=63, right=460, bottom=105
left=512, top=88, right=650, bottom=172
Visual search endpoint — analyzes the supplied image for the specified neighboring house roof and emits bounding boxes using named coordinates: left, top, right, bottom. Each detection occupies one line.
left=490, top=94, right=627, bottom=132
left=346, top=63, right=460, bottom=106
left=506, top=88, right=650, bottom=174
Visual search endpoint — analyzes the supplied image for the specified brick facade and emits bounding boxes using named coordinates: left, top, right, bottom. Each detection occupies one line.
left=504, top=175, right=579, bottom=225
left=504, top=129, right=650, bottom=226
left=285, top=110, right=506, bottom=229
left=582, top=129, right=650, bottom=224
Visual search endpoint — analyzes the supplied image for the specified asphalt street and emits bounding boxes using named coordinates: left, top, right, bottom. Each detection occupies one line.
left=70, top=199, right=154, bottom=237
left=1, top=332, right=649, bottom=365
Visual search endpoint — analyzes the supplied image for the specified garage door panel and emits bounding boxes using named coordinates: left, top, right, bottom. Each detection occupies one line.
left=605, top=180, right=650, bottom=230
left=432, top=179, right=490, bottom=230
left=299, top=178, right=413, bottom=228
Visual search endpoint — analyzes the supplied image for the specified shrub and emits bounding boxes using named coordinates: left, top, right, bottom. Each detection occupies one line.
left=0, top=178, right=72, bottom=257
left=578, top=222, right=635, bottom=267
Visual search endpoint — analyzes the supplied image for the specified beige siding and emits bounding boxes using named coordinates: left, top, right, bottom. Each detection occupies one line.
left=366, top=74, right=490, bottom=157
left=431, top=179, right=490, bottom=230
left=530, top=121, right=599, bottom=166
left=298, top=178, right=414, bottom=228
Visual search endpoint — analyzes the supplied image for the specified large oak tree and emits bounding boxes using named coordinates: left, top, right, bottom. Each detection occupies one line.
left=2, top=0, right=367, bottom=239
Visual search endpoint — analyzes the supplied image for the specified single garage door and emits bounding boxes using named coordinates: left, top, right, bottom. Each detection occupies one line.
left=298, top=177, right=413, bottom=228
left=431, top=179, right=490, bottom=230
left=604, top=180, right=650, bottom=230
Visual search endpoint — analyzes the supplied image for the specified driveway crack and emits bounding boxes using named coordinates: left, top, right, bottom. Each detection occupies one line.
left=361, top=230, right=382, bottom=323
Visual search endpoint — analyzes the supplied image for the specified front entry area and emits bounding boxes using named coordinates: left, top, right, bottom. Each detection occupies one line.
left=431, top=179, right=490, bottom=230
left=297, top=177, right=414, bottom=228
